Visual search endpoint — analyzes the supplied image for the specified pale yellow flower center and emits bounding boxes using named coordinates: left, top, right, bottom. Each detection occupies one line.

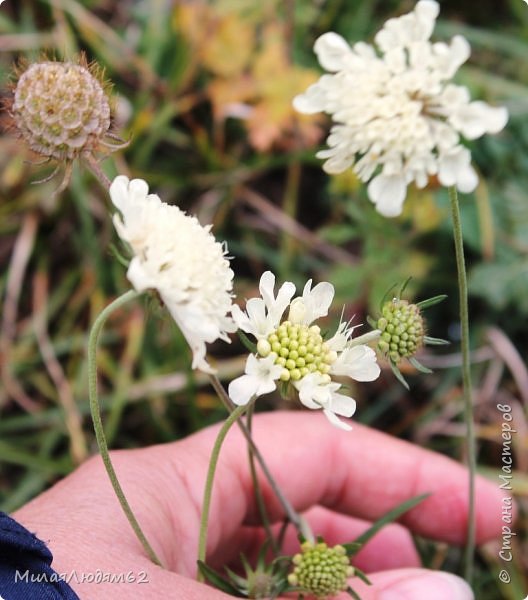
left=257, top=320, right=337, bottom=383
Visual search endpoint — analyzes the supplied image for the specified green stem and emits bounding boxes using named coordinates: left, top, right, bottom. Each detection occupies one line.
left=197, top=403, right=251, bottom=579
left=448, top=186, right=476, bottom=584
left=208, top=374, right=303, bottom=533
left=348, top=330, right=381, bottom=348
left=246, top=405, right=279, bottom=555
left=88, top=289, right=164, bottom=567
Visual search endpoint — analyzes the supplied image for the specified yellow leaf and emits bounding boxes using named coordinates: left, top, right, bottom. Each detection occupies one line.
left=402, top=187, right=443, bottom=232
left=201, top=13, right=255, bottom=77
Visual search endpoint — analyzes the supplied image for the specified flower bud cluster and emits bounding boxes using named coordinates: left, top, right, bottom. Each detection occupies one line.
left=377, top=299, right=424, bottom=363
left=288, top=541, right=354, bottom=599
left=257, top=320, right=337, bottom=383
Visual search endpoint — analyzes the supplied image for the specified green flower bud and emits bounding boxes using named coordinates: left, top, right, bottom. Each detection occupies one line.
left=377, top=299, right=424, bottom=363
left=288, top=540, right=354, bottom=599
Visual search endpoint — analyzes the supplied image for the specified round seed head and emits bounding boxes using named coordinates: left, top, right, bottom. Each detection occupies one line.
left=10, top=58, right=112, bottom=161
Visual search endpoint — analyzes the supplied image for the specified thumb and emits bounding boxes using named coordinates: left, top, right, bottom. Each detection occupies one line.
left=347, top=568, right=473, bottom=600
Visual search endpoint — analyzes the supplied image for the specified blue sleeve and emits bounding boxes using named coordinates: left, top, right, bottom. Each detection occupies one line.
left=0, top=512, right=80, bottom=599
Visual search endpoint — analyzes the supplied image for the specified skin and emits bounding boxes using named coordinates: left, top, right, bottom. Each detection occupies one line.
left=14, top=412, right=508, bottom=599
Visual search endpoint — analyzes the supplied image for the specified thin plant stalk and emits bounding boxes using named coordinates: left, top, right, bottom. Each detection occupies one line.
left=448, top=185, right=476, bottom=583
left=197, top=402, right=251, bottom=580
left=208, top=374, right=303, bottom=533
left=88, top=289, right=164, bottom=567
left=246, top=404, right=279, bottom=555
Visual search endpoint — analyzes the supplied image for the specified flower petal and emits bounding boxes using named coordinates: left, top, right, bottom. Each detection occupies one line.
left=323, top=408, right=353, bottom=431
left=228, top=374, right=259, bottom=406
left=329, top=391, right=357, bottom=417
left=110, top=175, right=236, bottom=374
left=229, top=355, right=281, bottom=405
left=289, top=279, right=335, bottom=325
left=367, top=174, right=407, bottom=218
left=331, top=345, right=381, bottom=381
left=314, top=32, right=352, bottom=72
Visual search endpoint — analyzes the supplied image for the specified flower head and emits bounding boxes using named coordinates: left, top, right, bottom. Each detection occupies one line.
left=110, top=175, right=236, bottom=373
left=229, top=271, right=380, bottom=429
left=293, top=0, right=508, bottom=217
left=377, top=298, right=425, bottom=363
left=6, top=56, right=125, bottom=193
left=370, top=280, right=448, bottom=388
left=288, top=540, right=354, bottom=599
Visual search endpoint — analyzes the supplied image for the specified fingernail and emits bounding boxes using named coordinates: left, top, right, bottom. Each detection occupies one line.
left=379, top=572, right=474, bottom=600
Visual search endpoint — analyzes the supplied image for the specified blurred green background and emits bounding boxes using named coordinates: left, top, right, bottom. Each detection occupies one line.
left=0, top=1, right=527, bottom=598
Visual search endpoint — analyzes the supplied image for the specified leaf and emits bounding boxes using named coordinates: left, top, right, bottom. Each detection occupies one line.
left=238, top=330, right=257, bottom=354
left=415, top=294, right=448, bottom=309
left=469, top=259, right=528, bottom=314
left=108, top=243, right=130, bottom=268
left=225, top=566, right=249, bottom=589
left=342, top=542, right=362, bottom=556
left=389, top=360, right=410, bottom=390
left=197, top=561, right=242, bottom=596
left=408, top=356, right=433, bottom=374
left=202, top=13, right=255, bottom=77
left=379, top=282, right=398, bottom=311
left=398, top=276, right=412, bottom=298
left=352, top=494, right=430, bottom=548
left=353, top=567, right=371, bottom=586
left=347, top=585, right=364, bottom=600
left=424, top=336, right=450, bottom=346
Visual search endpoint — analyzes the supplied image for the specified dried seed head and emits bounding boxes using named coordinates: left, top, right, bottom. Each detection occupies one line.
left=4, top=56, right=127, bottom=193
left=12, top=60, right=111, bottom=161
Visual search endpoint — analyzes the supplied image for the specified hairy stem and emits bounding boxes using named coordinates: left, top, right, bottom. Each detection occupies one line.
left=208, top=374, right=302, bottom=532
left=88, top=289, right=163, bottom=567
left=197, top=403, right=251, bottom=579
left=448, top=185, right=476, bottom=584
left=247, top=405, right=279, bottom=555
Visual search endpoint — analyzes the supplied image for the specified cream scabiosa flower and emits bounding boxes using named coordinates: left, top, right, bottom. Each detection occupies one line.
left=293, top=0, right=508, bottom=217
left=228, top=271, right=380, bottom=430
left=110, top=175, right=236, bottom=373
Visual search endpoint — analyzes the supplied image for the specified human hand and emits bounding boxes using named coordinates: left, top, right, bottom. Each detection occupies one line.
left=15, top=412, right=507, bottom=599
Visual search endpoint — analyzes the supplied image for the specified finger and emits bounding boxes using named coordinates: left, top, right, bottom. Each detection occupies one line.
left=208, top=506, right=420, bottom=573
left=69, top=562, right=236, bottom=600
left=340, top=568, right=474, bottom=600
left=175, top=411, right=505, bottom=555
left=280, top=506, right=421, bottom=573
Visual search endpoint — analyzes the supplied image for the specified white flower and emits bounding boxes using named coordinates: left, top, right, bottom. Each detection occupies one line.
left=231, top=271, right=295, bottom=340
left=110, top=175, right=236, bottom=373
left=228, top=354, right=283, bottom=407
left=295, top=375, right=356, bottom=431
left=293, top=0, right=508, bottom=217
left=229, top=271, right=381, bottom=429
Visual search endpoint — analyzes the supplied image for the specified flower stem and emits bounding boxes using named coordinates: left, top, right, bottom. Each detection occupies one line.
left=348, top=329, right=381, bottom=348
left=246, top=405, right=279, bottom=555
left=448, top=185, right=476, bottom=584
left=197, top=402, right=251, bottom=579
left=209, top=374, right=303, bottom=532
left=88, top=289, right=164, bottom=567
left=84, top=152, right=112, bottom=190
